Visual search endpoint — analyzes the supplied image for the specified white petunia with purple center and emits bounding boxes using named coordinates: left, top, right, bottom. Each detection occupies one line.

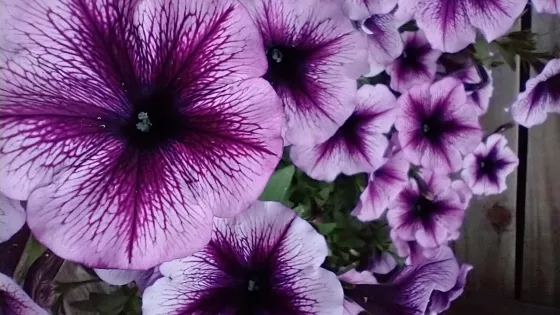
left=0, top=0, right=283, bottom=269
left=143, top=201, right=343, bottom=315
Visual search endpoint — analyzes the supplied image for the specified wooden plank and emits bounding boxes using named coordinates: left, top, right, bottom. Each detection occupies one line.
left=453, top=29, right=520, bottom=297
left=446, top=291, right=560, bottom=315
left=522, top=12, right=560, bottom=307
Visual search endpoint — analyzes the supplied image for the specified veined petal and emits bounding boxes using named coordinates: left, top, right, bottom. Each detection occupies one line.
left=0, top=272, right=48, bottom=315
left=0, top=193, right=25, bottom=243
left=362, top=14, right=404, bottom=76
left=142, top=201, right=343, bottom=315
left=532, top=0, right=560, bottom=14
left=465, top=0, right=527, bottom=43
left=344, top=0, right=398, bottom=20
left=291, top=84, right=397, bottom=181
left=511, top=58, right=560, bottom=127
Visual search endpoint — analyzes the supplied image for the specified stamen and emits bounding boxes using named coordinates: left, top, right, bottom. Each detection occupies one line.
left=423, top=124, right=430, bottom=133
left=248, top=280, right=257, bottom=292
left=271, top=48, right=283, bottom=63
left=136, top=111, right=152, bottom=132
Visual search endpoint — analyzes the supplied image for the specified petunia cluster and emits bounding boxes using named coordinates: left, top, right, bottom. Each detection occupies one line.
left=0, top=0, right=555, bottom=314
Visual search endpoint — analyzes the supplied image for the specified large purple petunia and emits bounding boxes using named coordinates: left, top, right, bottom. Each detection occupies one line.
left=386, top=30, right=442, bottom=93
left=243, top=0, right=367, bottom=145
left=142, top=201, right=343, bottom=315
left=0, top=193, right=25, bottom=243
left=0, top=0, right=283, bottom=269
left=343, top=0, right=398, bottom=20
left=352, top=151, right=409, bottom=221
left=511, top=58, right=560, bottom=127
left=342, top=247, right=461, bottom=315
left=396, top=0, right=527, bottom=53
left=291, top=84, right=398, bottom=181
left=0, top=272, right=48, bottom=315
left=462, top=134, right=518, bottom=196
left=395, top=77, right=483, bottom=173
left=361, top=14, right=404, bottom=77
left=532, top=0, right=560, bottom=14
left=387, top=170, right=466, bottom=248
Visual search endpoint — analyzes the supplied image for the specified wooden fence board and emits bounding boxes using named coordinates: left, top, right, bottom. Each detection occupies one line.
left=453, top=30, right=520, bottom=297
left=522, top=11, right=560, bottom=306
left=446, top=292, right=560, bottom=315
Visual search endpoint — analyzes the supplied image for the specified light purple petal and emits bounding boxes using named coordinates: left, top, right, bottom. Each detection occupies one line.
left=339, top=269, right=378, bottom=285
left=142, top=201, right=343, bottom=315
left=344, top=0, right=398, bottom=19
left=1, top=0, right=283, bottom=269
left=244, top=0, right=367, bottom=145
left=370, top=251, right=398, bottom=274
left=532, top=0, right=560, bottom=14
left=343, top=299, right=366, bottom=315
left=462, top=134, right=519, bottom=195
left=428, top=264, right=473, bottom=313
left=291, top=84, right=397, bottom=181
left=386, top=31, right=442, bottom=92
left=362, top=14, right=404, bottom=77
left=0, top=272, right=48, bottom=315
left=511, top=58, right=560, bottom=127
left=0, top=193, right=25, bottom=243
left=465, top=0, right=527, bottom=43
left=352, top=151, right=409, bottom=221
left=455, top=66, right=494, bottom=116
left=451, top=180, right=473, bottom=208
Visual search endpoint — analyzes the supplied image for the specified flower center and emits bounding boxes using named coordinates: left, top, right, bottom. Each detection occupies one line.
left=264, top=45, right=308, bottom=87
left=477, top=150, right=500, bottom=176
left=414, top=196, right=435, bottom=220
left=401, top=43, right=430, bottom=69
left=121, top=85, right=184, bottom=151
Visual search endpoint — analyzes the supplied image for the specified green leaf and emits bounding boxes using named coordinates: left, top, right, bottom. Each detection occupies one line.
left=473, top=37, right=490, bottom=62
left=316, top=223, right=337, bottom=235
left=259, top=165, right=295, bottom=202
left=494, top=43, right=516, bottom=71
left=14, top=235, right=46, bottom=283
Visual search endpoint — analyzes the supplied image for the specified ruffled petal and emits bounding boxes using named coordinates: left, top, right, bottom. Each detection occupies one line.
left=344, top=0, right=398, bottom=19
left=362, top=14, right=404, bottom=77
left=291, top=84, right=397, bottom=181
left=0, top=272, right=48, bottom=315
left=464, top=0, right=527, bottom=43
left=0, top=193, right=25, bottom=243
left=142, top=201, right=343, bottom=315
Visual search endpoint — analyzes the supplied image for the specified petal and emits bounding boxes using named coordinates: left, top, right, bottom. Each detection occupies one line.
left=245, top=0, right=367, bottom=145
left=370, top=252, right=397, bottom=274
left=428, top=264, right=473, bottom=313
left=94, top=269, right=149, bottom=286
left=512, top=59, right=560, bottom=127
left=142, top=201, right=343, bottom=315
left=0, top=272, right=48, bottom=315
left=0, top=193, right=25, bottom=243
left=532, top=0, right=560, bottom=14
left=344, top=0, right=398, bottom=19
left=352, top=151, right=409, bottom=221
left=409, top=0, right=477, bottom=52
left=291, top=84, right=397, bottom=181
left=343, top=299, right=366, bottom=315
left=465, top=0, right=527, bottom=42
left=362, top=14, right=404, bottom=72
left=451, top=180, right=473, bottom=207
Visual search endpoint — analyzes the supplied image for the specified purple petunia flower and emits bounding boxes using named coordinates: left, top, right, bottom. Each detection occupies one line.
left=391, top=230, right=442, bottom=265
left=0, top=193, right=25, bottom=243
left=0, top=272, right=48, bottom=315
left=532, top=0, right=560, bottom=14
left=0, top=0, right=283, bottom=269
left=386, top=30, right=442, bottom=93
left=395, top=77, right=483, bottom=173
left=462, top=134, right=518, bottom=196
left=291, top=84, right=398, bottom=182
left=395, top=0, right=527, bottom=53
left=142, top=201, right=343, bottom=315
left=94, top=267, right=161, bottom=293
left=453, top=65, right=494, bottom=116
left=352, top=151, right=409, bottom=221
left=361, top=14, right=404, bottom=77
left=242, top=0, right=367, bottom=145
left=511, top=58, right=560, bottom=127
left=343, top=0, right=398, bottom=20
left=387, top=170, right=466, bottom=248
left=341, top=246, right=462, bottom=315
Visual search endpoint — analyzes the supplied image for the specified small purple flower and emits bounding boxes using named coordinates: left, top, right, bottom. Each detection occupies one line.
left=462, top=134, right=518, bottom=196
left=291, top=84, right=398, bottom=181
left=511, top=58, right=560, bottom=127
left=142, top=201, right=343, bottom=315
left=396, top=0, right=527, bottom=52
left=532, top=0, right=560, bottom=14
left=0, top=272, right=48, bottom=315
left=94, top=267, right=161, bottom=293
left=428, top=264, right=473, bottom=314
left=361, top=15, right=404, bottom=77
left=243, top=0, right=367, bottom=145
left=391, top=230, right=442, bottom=265
left=342, top=247, right=461, bottom=315
left=352, top=151, right=409, bottom=221
left=386, top=31, right=442, bottom=92
left=0, top=193, right=25, bottom=243
left=453, top=66, right=494, bottom=116
left=343, top=0, right=398, bottom=20
left=395, top=77, right=483, bottom=173
left=0, top=0, right=283, bottom=269
left=387, top=170, right=466, bottom=248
